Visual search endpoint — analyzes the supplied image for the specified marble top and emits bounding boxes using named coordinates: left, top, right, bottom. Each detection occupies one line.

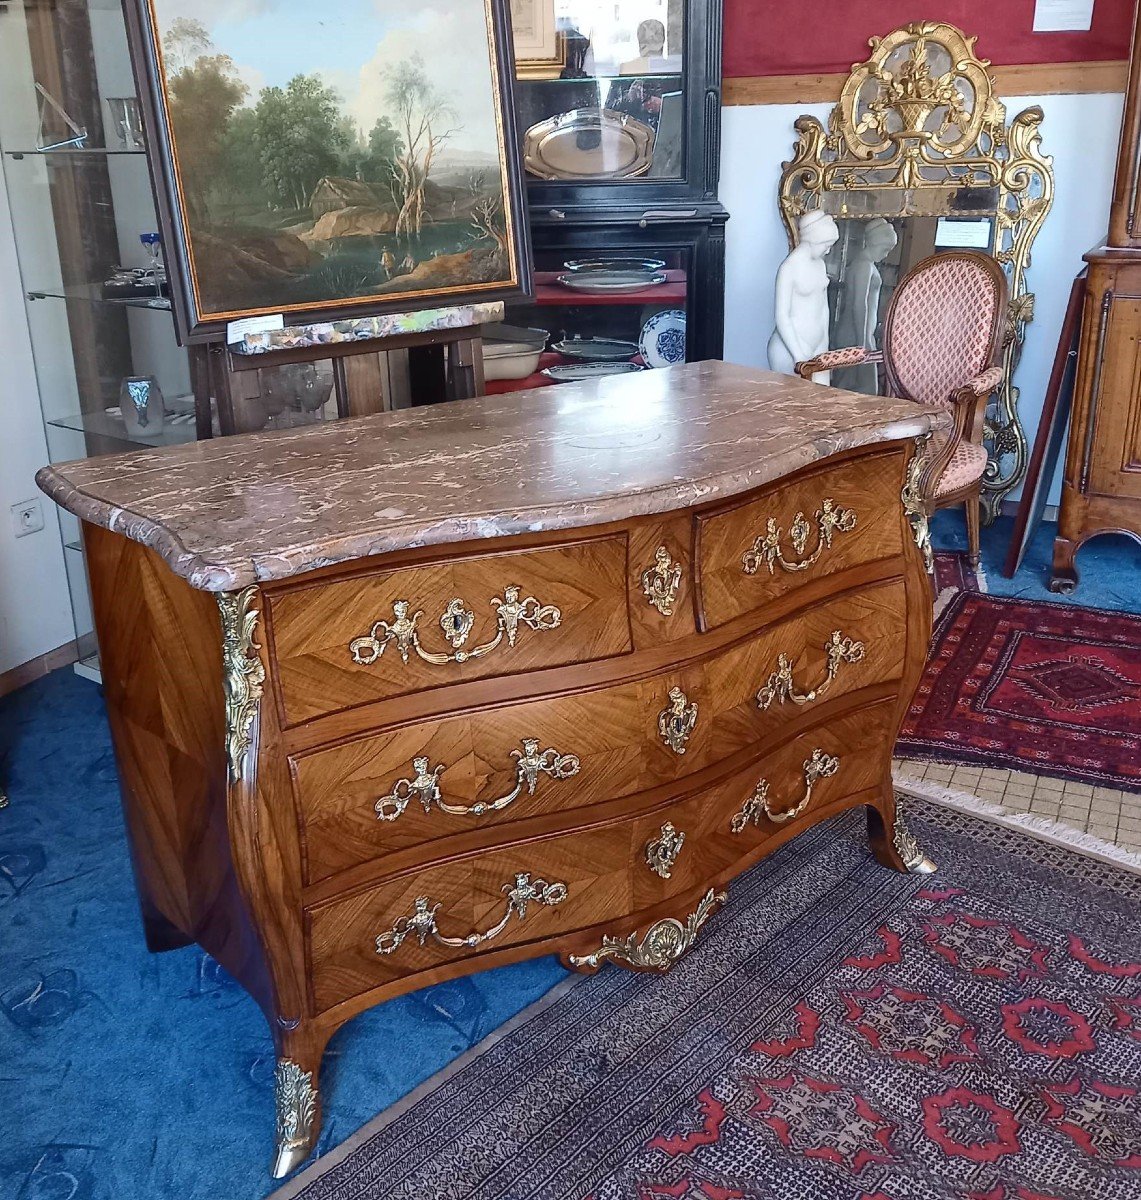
left=37, top=361, right=945, bottom=592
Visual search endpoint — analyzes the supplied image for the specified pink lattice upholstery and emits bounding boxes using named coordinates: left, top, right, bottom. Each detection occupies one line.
left=796, top=345, right=874, bottom=376
left=932, top=440, right=988, bottom=497
left=884, top=256, right=1004, bottom=409
left=961, top=365, right=1005, bottom=398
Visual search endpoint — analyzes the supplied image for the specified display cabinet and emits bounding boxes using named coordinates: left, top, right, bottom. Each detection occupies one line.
left=494, top=0, right=727, bottom=391
left=0, top=0, right=196, bottom=677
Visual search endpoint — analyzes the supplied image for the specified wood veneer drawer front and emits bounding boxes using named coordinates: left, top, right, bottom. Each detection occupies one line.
left=304, top=699, right=896, bottom=1013
left=292, top=579, right=908, bottom=884
left=629, top=698, right=896, bottom=910
left=696, top=450, right=905, bottom=630
left=268, top=536, right=633, bottom=724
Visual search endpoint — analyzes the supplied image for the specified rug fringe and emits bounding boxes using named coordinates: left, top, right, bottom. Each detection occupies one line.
left=894, top=775, right=1141, bottom=875
left=932, top=586, right=957, bottom=620
left=975, top=561, right=989, bottom=593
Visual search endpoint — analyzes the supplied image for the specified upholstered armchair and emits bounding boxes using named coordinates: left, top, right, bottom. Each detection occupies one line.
left=796, top=250, right=1008, bottom=570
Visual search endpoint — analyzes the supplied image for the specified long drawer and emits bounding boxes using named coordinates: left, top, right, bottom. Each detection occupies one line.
left=696, top=448, right=905, bottom=630
left=291, top=577, right=908, bottom=884
left=266, top=535, right=633, bottom=725
left=304, top=699, right=895, bottom=1013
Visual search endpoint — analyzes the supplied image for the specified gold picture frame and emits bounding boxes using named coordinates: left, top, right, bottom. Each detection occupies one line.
left=125, top=0, right=532, bottom=342
left=511, top=0, right=567, bottom=79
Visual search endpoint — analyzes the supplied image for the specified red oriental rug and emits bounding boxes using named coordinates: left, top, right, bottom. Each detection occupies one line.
left=898, top=591, right=1141, bottom=794
left=273, top=804, right=1141, bottom=1200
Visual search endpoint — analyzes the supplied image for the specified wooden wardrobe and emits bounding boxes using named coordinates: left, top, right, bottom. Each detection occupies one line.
left=1051, top=6, right=1141, bottom=591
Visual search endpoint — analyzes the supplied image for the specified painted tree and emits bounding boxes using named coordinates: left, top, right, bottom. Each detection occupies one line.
left=165, top=51, right=247, bottom=222
left=385, top=56, right=457, bottom=239
left=254, top=75, right=350, bottom=213
left=467, top=170, right=506, bottom=252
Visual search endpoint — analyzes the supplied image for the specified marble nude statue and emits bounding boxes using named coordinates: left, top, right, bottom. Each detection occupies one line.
left=767, top=210, right=840, bottom=384
left=835, top=217, right=898, bottom=395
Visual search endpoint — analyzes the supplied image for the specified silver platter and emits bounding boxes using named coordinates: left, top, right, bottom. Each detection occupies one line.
left=524, top=108, right=655, bottom=180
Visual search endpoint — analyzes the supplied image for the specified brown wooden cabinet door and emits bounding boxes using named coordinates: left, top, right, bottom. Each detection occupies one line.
left=1087, top=293, right=1141, bottom=501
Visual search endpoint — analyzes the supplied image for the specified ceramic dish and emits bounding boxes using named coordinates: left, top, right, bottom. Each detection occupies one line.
left=556, top=270, right=667, bottom=294
left=482, top=323, right=548, bottom=380
left=639, top=308, right=687, bottom=367
left=551, top=336, right=639, bottom=362
left=541, top=362, right=644, bottom=382
left=563, top=258, right=666, bottom=274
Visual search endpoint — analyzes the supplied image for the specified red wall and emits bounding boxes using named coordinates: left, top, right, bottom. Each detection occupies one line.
left=723, top=0, right=1135, bottom=78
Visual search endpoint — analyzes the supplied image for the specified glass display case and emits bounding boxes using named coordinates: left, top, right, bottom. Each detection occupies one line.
left=0, top=0, right=198, bottom=678
left=0, top=0, right=343, bottom=677
left=500, top=0, right=727, bottom=391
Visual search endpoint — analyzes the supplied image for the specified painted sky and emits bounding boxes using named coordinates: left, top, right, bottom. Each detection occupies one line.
left=151, top=0, right=503, bottom=154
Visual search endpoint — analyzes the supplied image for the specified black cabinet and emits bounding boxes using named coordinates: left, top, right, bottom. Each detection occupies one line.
left=491, top=0, right=727, bottom=393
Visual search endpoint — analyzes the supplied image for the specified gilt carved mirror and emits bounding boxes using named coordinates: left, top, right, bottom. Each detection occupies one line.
left=778, top=22, right=1053, bottom=521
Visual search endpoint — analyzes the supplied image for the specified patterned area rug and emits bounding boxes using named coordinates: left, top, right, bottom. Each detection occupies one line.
left=898, top=591, right=1141, bottom=793
left=273, top=803, right=1141, bottom=1200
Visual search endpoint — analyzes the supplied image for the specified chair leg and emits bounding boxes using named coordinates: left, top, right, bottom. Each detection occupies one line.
left=965, top=491, right=981, bottom=571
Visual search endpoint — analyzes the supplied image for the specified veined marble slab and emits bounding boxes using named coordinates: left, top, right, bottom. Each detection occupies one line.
left=37, top=361, right=946, bottom=592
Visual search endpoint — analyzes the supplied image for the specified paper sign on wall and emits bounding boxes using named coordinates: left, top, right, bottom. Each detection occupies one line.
left=1033, top=0, right=1095, bottom=32
left=935, top=218, right=993, bottom=250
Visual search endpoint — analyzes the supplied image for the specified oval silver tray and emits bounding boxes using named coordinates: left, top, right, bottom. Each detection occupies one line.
left=551, top=337, right=639, bottom=362
left=556, top=270, right=667, bottom=294
left=524, top=108, right=655, bottom=180
left=563, top=257, right=666, bottom=274
left=542, top=362, right=645, bottom=382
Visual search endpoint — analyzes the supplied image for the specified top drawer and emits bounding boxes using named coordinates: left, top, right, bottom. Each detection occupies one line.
left=267, top=536, right=633, bottom=724
left=695, top=448, right=906, bottom=630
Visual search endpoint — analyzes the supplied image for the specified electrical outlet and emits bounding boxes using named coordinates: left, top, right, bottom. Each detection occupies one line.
left=10, top=498, right=45, bottom=538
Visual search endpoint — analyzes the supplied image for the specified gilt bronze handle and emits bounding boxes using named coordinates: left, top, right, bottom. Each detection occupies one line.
left=375, top=872, right=568, bottom=955
left=741, top=499, right=857, bottom=575
left=730, top=748, right=840, bottom=832
left=349, top=587, right=560, bottom=667
left=374, top=739, right=580, bottom=822
left=640, top=546, right=683, bottom=616
left=755, top=630, right=866, bottom=710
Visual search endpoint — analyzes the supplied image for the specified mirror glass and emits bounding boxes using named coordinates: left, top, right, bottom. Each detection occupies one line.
left=821, top=203, right=998, bottom=395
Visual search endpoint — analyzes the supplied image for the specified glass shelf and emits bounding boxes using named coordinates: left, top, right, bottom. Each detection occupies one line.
left=5, top=147, right=147, bottom=158
left=27, top=284, right=172, bottom=311
left=47, top=408, right=199, bottom=451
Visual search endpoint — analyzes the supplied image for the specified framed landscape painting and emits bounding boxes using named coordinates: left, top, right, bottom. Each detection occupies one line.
left=125, top=0, right=530, bottom=342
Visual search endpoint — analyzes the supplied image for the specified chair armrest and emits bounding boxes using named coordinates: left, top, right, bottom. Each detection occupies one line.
left=794, top=347, right=882, bottom=381
left=959, top=366, right=1005, bottom=398
left=918, top=366, right=1006, bottom=498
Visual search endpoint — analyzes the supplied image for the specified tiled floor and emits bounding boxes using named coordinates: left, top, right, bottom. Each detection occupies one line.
left=894, top=757, right=1141, bottom=854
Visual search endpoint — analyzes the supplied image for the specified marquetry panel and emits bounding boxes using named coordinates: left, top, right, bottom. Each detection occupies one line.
left=696, top=449, right=904, bottom=629
left=305, top=698, right=896, bottom=1013
left=291, top=578, right=908, bottom=883
left=1085, top=287, right=1141, bottom=501
left=267, top=535, right=633, bottom=725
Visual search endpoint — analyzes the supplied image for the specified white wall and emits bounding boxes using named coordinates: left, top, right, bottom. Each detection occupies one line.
left=720, top=91, right=1125, bottom=506
left=0, top=157, right=77, bottom=675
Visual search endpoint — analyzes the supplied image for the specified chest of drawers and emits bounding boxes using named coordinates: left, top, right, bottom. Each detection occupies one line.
left=37, top=361, right=942, bottom=1177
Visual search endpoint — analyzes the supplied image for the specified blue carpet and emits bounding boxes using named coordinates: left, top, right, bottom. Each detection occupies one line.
left=1, top=516, right=1135, bottom=1198
left=0, top=670, right=565, bottom=1198
left=931, top=509, right=1140, bottom=612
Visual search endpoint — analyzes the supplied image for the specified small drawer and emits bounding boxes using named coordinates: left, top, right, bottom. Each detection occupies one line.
left=696, top=448, right=906, bottom=630
left=304, top=699, right=895, bottom=1013
left=267, top=535, right=633, bottom=724
left=291, top=579, right=908, bottom=884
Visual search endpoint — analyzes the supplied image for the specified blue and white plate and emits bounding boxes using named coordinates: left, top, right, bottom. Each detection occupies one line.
left=639, top=309, right=687, bottom=368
